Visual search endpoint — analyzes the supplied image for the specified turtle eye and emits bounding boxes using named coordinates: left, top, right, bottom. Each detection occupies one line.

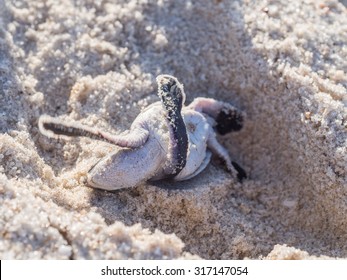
left=215, top=108, right=244, bottom=135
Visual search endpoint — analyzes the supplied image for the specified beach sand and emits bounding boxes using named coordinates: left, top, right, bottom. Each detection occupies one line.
left=0, top=0, right=346, bottom=259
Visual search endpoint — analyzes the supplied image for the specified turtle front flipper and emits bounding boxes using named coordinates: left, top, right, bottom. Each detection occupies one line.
left=156, top=75, right=189, bottom=178
left=39, top=115, right=149, bottom=148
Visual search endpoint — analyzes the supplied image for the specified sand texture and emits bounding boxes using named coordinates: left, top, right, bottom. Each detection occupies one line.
left=0, top=0, right=346, bottom=259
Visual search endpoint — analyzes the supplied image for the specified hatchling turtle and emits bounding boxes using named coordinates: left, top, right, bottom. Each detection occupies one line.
left=39, top=75, right=246, bottom=190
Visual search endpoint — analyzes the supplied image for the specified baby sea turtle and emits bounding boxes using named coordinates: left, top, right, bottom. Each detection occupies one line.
left=39, top=75, right=246, bottom=190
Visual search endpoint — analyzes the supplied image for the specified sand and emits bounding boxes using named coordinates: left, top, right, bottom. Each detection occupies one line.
left=0, top=0, right=346, bottom=259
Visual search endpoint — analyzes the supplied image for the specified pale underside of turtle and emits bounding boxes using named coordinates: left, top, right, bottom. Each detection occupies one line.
left=39, top=75, right=246, bottom=190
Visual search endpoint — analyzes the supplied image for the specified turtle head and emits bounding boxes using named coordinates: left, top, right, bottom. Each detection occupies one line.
left=156, top=75, right=186, bottom=113
left=215, top=106, right=245, bottom=135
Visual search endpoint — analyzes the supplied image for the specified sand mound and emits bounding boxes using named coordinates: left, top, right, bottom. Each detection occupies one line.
left=0, top=0, right=346, bottom=259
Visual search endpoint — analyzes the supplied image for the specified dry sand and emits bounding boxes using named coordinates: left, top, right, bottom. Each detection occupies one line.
left=0, top=0, right=346, bottom=259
